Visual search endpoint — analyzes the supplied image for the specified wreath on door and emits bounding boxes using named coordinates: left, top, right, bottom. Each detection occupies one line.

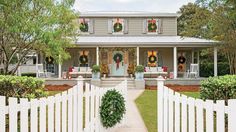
left=178, top=56, right=186, bottom=64
left=113, top=22, right=123, bottom=32
left=113, top=53, right=123, bottom=70
left=80, top=22, right=89, bottom=32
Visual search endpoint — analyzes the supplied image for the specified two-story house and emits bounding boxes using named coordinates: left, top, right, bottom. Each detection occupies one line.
left=55, top=11, right=216, bottom=79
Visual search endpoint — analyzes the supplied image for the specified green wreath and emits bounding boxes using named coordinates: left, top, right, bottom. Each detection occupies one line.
left=148, top=23, right=157, bottom=32
left=149, top=55, right=157, bottom=63
left=113, top=53, right=123, bottom=62
left=113, top=22, right=123, bottom=32
left=100, top=90, right=126, bottom=128
left=79, top=55, right=88, bottom=64
left=79, top=23, right=89, bottom=32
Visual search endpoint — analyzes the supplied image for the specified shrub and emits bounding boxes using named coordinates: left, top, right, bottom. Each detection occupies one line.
left=200, top=75, right=236, bottom=104
left=21, top=73, right=37, bottom=77
left=0, top=75, right=47, bottom=99
left=135, top=65, right=144, bottom=73
left=200, top=62, right=230, bottom=77
left=92, top=65, right=100, bottom=73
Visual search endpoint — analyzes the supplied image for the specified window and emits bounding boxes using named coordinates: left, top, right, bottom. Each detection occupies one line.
left=146, top=18, right=159, bottom=34
left=112, top=18, right=125, bottom=34
left=79, top=18, right=91, bottom=34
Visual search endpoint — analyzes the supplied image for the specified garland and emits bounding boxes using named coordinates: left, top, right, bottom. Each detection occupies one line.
left=100, top=90, right=126, bottom=128
left=113, top=22, right=123, bottom=32
left=113, top=53, right=123, bottom=70
left=79, top=22, right=89, bottom=32
left=148, top=23, right=157, bottom=32
left=79, top=55, right=88, bottom=64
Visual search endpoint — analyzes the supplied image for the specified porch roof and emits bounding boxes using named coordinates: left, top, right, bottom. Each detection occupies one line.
left=75, top=36, right=217, bottom=47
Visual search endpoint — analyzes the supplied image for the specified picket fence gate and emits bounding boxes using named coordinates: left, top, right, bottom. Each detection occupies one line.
left=157, top=77, right=236, bottom=132
left=0, top=78, right=127, bottom=132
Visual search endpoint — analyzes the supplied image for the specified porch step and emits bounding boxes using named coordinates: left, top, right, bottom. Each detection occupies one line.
left=100, top=78, right=136, bottom=89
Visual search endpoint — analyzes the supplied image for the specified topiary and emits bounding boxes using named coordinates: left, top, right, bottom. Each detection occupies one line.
left=135, top=65, right=144, bottom=73
left=100, top=89, right=126, bottom=128
left=92, top=65, right=100, bottom=73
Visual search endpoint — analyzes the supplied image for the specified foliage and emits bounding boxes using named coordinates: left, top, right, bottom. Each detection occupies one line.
left=100, top=64, right=109, bottom=74
left=135, top=65, right=144, bottom=73
left=21, top=72, right=37, bottom=77
left=200, top=75, right=236, bottom=104
left=79, top=23, right=88, bottom=32
left=113, top=53, right=123, bottom=62
left=0, top=0, right=79, bottom=75
left=113, top=22, right=123, bottom=32
left=0, top=75, right=47, bottom=99
left=200, top=62, right=230, bottom=77
left=127, top=63, right=135, bottom=75
left=91, top=65, right=100, bottom=73
left=100, top=90, right=126, bottom=128
left=177, top=2, right=211, bottom=38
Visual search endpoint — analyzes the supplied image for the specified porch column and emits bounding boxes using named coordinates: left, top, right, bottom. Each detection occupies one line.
left=197, top=50, right=200, bottom=77
left=36, top=53, right=39, bottom=78
left=214, top=47, right=218, bottom=76
left=137, top=46, right=139, bottom=65
left=173, top=47, right=177, bottom=79
left=191, top=50, right=194, bottom=63
left=96, top=47, right=99, bottom=65
left=58, top=55, right=62, bottom=78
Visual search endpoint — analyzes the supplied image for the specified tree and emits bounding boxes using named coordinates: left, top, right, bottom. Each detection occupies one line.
left=177, top=2, right=211, bottom=38
left=0, top=0, right=78, bottom=75
left=196, top=0, right=236, bottom=74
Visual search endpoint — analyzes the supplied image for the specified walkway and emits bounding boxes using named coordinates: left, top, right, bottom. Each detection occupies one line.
left=111, top=89, right=148, bottom=132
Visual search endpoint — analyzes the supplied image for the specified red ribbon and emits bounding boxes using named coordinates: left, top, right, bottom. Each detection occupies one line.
left=116, top=56, right=120, bottom=70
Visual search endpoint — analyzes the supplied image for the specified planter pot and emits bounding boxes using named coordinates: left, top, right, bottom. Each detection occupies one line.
left=103, top=74, right=106, bottom=78
left=130, top=74, right=133, bottom=78
left=92, top=72, right=100, bottom=80
left=135, top=72, right=144, bottom=80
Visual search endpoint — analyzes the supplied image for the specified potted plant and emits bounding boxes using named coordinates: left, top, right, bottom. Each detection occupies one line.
left=92, top=65, right=100, bottom=79
left=127, top=63, right=135, bottom=78
left=101, top=64, right=109, bottom=78
left=135, top=65, right=144, bottom=80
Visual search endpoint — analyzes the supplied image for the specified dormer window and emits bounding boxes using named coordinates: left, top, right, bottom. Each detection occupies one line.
left=79, top=18, right=94, bottom=34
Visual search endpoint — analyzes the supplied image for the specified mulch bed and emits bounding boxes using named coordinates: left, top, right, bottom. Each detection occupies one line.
left=45, top=84, right=72, bottom=91
left=146, top=85, right=200, bottom=92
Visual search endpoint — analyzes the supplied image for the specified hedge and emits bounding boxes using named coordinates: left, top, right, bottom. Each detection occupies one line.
left=200, top=75, right=236, bottom=104
left=200, top=62, right=230, bottom=77
left=0, top=75, right=47, bottom=99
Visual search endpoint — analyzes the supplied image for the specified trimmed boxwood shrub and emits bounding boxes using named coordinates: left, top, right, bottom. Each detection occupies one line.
left=21, top=73, right=37, bottom=77
left=200, top=75, right=236, bottom=104
left=92, top=65, right=100, bottom=73
left=0, top=75, right=47, bottom=99
left=200, top=62, right=230, bottom=77
left=135, top=65, right=144, bottom=73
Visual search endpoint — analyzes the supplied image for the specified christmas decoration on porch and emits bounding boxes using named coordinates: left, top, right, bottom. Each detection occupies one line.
left=79, top=18, right=89, bottom=32
left=113, top=53, right=123, bottom=70
left=148, top=18, right=157, bottom=32
left=45, top=56, right=54, bottom=64
left=148, top=50, right=157, bottom=63
left=79, top=51, right=88, bottom=64
left=113, top=18, right=123, bottom=32
left=178, top=52, right=186, bottom=72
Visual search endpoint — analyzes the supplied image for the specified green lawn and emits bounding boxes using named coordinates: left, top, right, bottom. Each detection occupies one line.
left=135, top=90, right=200, bottom=132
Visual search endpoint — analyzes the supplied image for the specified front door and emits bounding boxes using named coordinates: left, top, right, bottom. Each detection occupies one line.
left=111, top=51, right=125, bottom=76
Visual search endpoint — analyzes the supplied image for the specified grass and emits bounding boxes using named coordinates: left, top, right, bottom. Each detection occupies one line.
left=135, top=90, right=200, bottom=132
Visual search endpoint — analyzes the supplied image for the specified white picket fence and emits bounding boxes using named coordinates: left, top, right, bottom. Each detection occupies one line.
left=157, top=77, right=236, bottom=132
left=0, top=78, right=127, bottom=132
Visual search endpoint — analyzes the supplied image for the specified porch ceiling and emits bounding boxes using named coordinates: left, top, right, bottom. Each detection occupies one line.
left=74, top=36, right=218, bottom=47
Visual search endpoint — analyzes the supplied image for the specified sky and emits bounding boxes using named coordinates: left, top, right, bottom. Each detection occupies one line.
left=74, top=0, right=196, bottom=13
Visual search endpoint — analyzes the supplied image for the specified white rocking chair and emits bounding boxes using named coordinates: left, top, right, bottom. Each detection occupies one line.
left=187, top=64, right=199, bottom=78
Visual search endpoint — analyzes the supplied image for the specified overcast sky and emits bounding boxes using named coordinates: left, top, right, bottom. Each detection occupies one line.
left=74, top=0, right=196, bottom=13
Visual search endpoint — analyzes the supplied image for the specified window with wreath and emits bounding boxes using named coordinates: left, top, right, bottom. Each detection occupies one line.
left=112, top=18, right=124, bottom=34
left=146, top=18, right=159, bottom=34
left=79, top=18, right=90, bottom=33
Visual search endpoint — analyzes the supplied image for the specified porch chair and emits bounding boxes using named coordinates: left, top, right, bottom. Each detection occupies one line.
left=187, top=64, right=199, bottom=78
left=36, top=64, right=47, bottom=78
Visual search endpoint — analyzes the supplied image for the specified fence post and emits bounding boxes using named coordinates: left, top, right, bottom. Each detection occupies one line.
left=157, top=76, right=165, bottom=132
left=77, top=76, right=84, bottom=132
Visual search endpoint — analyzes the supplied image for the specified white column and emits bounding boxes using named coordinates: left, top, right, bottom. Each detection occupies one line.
left=58, top=55, right=62, bottom=78
left=137, top=46, right=139, bottom=65
left=191, top=50, right=194, bottom=63
left=96, top=47, right=99, bottom=65
left=173, top=47, right=177, bottom=79
left=214, top=47, right=218, bottom=76
left=36, top=53, right=39, bottom=78
left=197, top=51, right=200, bottom=77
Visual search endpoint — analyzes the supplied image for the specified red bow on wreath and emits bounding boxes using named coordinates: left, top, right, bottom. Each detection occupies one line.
left=116, top=56, right=120, bottom=70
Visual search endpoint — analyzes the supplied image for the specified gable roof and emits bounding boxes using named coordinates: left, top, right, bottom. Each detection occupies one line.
left=75, top=36, right=217, bottom=47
